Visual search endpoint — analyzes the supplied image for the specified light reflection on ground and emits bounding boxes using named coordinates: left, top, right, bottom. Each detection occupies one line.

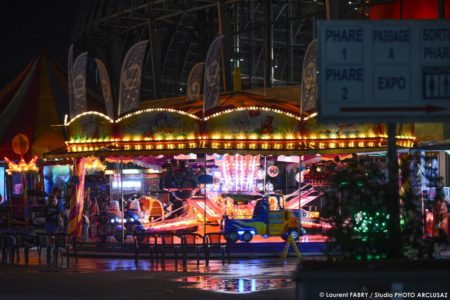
left=177, top=276, right=294, bottom=294
left=12, top=251, right=298, bottom=294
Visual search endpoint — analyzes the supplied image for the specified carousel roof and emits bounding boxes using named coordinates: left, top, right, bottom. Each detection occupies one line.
left=140, top=90, right=303, bottom=118
left=44, top=88, right=415, bottom=159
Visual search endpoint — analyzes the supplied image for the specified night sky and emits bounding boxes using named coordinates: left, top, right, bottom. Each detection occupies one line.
left=0, top=0, right=80, bottom=89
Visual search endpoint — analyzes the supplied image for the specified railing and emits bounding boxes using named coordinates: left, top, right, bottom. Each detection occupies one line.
left=133, top=231, right=231, bottom=267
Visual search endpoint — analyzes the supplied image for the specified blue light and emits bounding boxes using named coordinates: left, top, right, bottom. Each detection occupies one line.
left=237, top=231, right=245, bottom=235
left=110, top=219, right=115, bottom=223
left=130, top=218, right=134, bottom=222
left=250, top=230, right=256, bottom=235
left=238, top=279, right=244, bottom=293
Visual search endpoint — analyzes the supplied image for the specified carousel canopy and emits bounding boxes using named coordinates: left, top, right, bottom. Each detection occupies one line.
left=0, top=54, right=104, bottom=160
left=44, top=90, right=416, bottom=159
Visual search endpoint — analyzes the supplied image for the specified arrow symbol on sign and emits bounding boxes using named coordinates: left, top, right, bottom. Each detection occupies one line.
left=340, top=105, right=447, bottom=113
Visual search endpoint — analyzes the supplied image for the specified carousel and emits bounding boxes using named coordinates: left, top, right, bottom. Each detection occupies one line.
left=44, top=91, right=416, bottom=243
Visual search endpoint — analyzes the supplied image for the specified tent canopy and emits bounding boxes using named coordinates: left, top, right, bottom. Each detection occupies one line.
left=0, top=55, right=103, bottom=160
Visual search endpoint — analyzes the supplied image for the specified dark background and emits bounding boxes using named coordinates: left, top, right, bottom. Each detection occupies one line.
left=0, top=0, right=80, bottom=88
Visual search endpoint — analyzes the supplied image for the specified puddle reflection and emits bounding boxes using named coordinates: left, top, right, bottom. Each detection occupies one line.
left=177, top=276, right=293, bottom=294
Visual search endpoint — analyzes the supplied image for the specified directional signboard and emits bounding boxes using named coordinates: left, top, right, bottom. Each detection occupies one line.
left=318, top=20, right=450, bottom=122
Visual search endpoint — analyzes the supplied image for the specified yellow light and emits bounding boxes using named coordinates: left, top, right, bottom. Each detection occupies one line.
left=5, top=156, right=39, bottom=174
left=115, top=108, right=200, bottom=123
left=67, top=111, right=114, bottom=126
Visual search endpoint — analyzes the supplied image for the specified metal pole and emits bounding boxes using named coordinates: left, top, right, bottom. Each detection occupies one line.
left=120, top=158, right=125, bottom=243
left=263, top=0, right=272, bottom=89
left=387, top=122, right=400, bottom=259
left=298, top=155, right=302, bottom=238
left=217, top=0, right=227, bottom=92
left=263, top=155, right=267, bottom=192
left=204, top=154, right=207, bottom=237
left=148, top=22, right=158, bottom=99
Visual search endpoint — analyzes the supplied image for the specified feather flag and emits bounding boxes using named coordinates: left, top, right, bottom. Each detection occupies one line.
left=95, top=58, right=114, bottom=118
left=118, top=40, right=148, bottom=116
left=300, top=39, right=318, bottom=115
left=203, top=36, right=224, bottom=114
left=186, top=62, right=204, bottom=102
left=70, top=52, right=88, bottom=118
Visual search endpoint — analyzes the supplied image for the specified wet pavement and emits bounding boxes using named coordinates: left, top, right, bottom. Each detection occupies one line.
left=0, top=250, right=302, bottom=299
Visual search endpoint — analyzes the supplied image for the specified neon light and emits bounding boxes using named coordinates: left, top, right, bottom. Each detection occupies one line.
left=68, top=111, right=114, bottom=125
left=122, top=169, right=141, bottom=174
left=4, top=156, right=39, bottom=175
left=116, top=108, right=200, bottom=123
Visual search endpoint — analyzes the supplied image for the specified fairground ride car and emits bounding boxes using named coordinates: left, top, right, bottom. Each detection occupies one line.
left=222, top=193, right=312, bottom=243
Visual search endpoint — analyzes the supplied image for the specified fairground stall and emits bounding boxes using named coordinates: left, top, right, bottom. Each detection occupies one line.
left=44, top=91, right=415, bottom=243
left=0, top=55, right=78, bottom=225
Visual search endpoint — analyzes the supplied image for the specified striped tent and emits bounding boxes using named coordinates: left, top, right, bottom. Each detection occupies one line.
left=0, top=55, right=105, bottom=238
left=0, top=54, right=104, bottom=160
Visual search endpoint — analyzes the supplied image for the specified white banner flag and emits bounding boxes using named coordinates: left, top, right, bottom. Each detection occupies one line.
left=203, top=36, right=224, bottom=114
left=118, top=40, right=148, bottom=116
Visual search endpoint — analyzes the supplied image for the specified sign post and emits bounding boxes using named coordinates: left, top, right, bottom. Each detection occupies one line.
left=319, top=20, right=450, bottom=259
left=318, top=20, right=450, bottom=123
